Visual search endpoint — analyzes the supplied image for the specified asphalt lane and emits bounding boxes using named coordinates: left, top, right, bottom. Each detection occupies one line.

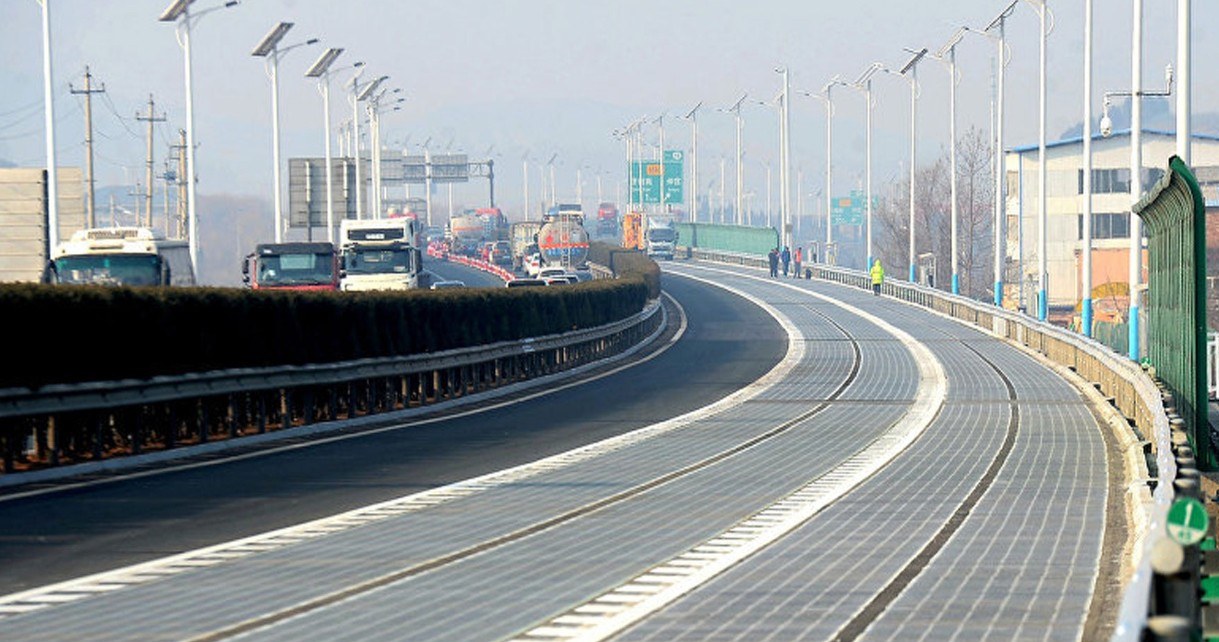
left=0, top=275, right=784, bottom=596
left=422, top=255, right=507, bottom=287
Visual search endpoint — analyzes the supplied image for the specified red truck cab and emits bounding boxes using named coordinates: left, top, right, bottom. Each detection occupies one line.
left=242, top=242, right=340, bottom=291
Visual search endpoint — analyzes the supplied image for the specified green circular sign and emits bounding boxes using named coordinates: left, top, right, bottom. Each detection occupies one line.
left=1166, top=497, right=1210, bottom=546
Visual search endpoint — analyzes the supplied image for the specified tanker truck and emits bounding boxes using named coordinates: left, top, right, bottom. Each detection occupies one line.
left=537, top=205, right=589, bottom=269
left=447, top=212, right=486, bottom=256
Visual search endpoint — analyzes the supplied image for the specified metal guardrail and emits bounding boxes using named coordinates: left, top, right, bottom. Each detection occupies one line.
left=686, top=248, right=1176, bottom=642
left=0, top=301, right=662, bottom=476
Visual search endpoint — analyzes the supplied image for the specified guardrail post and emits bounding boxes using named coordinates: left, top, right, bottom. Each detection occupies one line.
left=1, top=427, right=13, bottom=473
left=256, top=394, right=267, bottom=434
left=280, top=390, right=292, bottom=431
left=92, top=412, right=105, bottom=460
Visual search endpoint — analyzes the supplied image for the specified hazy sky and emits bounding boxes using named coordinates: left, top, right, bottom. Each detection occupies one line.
left=1, top=1, right=1211, bottom=223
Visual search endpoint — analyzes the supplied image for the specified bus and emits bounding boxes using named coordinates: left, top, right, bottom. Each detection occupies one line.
left=43, top=227, right=195, bottom=287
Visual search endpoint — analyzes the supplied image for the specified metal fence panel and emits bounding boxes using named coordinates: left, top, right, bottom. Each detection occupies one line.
left=674, top=223, right=778, bottom=257
left=1134, top=155, right=1211, bottom=468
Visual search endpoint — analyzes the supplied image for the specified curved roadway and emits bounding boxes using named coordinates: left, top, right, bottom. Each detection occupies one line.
left=0, top=260, right=1120, bottom=641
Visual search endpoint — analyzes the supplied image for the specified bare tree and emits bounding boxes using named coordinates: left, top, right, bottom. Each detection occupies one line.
left=956, top=127, right=994, bottom=299
left=873, top=127, right=994, bottom=299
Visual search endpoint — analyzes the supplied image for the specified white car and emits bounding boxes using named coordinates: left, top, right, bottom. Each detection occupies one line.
left=430, top=280, right=465, bottom=290
left=524, top=253, right=543, bottom=277
left=537, top=267, right=569, bottom=280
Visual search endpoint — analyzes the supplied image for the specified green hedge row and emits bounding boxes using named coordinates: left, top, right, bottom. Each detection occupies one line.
left=587, top=242, right=661, bottom=300
left=3, top=278, right=648, bottom=390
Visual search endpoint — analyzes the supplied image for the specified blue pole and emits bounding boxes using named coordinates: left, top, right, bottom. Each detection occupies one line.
left=1038, top=288, right=1047, bottom=321
left=909, top=263, right=917, bottom=283
left=1081, top=297, right=1093, bottom=338
left=951, top=273, right=959, bottom=295
left=994, top=280, right=1003, bottom=307
left=1128, top=306, right=1140, bottom=361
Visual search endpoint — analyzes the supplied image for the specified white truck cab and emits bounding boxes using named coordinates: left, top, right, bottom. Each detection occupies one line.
left=339, top=219, right=421, bottom=291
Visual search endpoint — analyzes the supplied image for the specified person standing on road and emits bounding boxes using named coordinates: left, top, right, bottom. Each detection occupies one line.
left=793, top=246, right=803, bottom=279
left=870, top=259, right=885, bottom=296
left=768, top=248, right=779, bottom=278
left=780, top=246, right=791, bottom=277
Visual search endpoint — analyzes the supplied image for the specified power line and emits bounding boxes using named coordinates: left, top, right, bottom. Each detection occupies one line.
left=99, top=91, right=141, bottom=140
left=0, top=98, right=43, bottom=119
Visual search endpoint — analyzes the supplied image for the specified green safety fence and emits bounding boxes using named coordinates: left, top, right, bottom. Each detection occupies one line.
left=674, top=223, right=779, bottom=257
left=1133, top=155, right=1212, bottom=469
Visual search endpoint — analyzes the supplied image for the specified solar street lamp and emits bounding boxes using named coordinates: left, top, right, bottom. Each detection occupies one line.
left=306, top=48, right=358, bottom=241
left=253, top=22, right=318, bottom=242
left=880, top=47, right=928, bottom=283
left=160, top=0, right=239, bottom=279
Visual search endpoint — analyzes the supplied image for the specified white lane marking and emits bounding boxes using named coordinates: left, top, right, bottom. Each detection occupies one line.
left=1, top=296, right=681, bottom=503
left=509, top=263, right=948, bottom=642
left=0, top=284, right=800, bottom=620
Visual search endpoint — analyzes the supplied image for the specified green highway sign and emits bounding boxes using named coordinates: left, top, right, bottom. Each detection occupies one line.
left=830, top=190, right=878, bottom=227
left=630, top=150, right=684, bottom=204
left=1166, top=497, right=1209, bottom=545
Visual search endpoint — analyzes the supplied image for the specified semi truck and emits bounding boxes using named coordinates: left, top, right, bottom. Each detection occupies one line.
left=242, top=242, right=339, bottom=291
left=595, top=202, right=619, bottom=238
left=338, top=218, right=421, bottom=291
left=43, top=227, right=195, bottom=286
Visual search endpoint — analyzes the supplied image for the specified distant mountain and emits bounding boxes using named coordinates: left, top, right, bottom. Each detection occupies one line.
left=1057, top=96, right=1211, bottom=139
left=196, top=194, right=272, bottom=287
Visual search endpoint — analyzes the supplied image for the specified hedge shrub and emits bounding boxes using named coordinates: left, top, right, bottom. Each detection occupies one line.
left=587, top=242, right=661, bottom=300
left=3, top=276, right=648, bottom=389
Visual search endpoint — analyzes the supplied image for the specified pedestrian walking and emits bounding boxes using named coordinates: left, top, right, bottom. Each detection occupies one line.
left=793, top=246, right=803, bottom=279
left=870, top=259, right=885, bottom=296
left=767, top=248, right=779, bottom=278
left=780, top=246, right=791, bottom=277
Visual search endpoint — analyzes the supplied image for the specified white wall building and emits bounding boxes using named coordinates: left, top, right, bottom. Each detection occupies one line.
left=1005, top=130, right=1219, bottom=311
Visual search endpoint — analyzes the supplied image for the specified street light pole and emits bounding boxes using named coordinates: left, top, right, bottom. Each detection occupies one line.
left=254, top=22, right=317, bottom=243
left=778, top=68, right=793, bottom=251
left=970, top=0, right=1017, bottom=306
left=306, top=49, right=355, bottom=243
left=882, top=48, right=927, bottom=283
left=683, top=102, right=701, bottom=222
left=656, top=114, right=666, bottom=217
left=1129, top=0, right=1143, bottom=359
left=934, top=30, right=965, bottom=294
left=1082, top=0, right=1094, bottom=337
left=1037, top=0, right=1049, bottom=321
left=851, top=63, right=881, bottom=270
left=724, top=95, right=747, bottom=226
left=161, top=0, right=238, bottom=281
left=1178, top=0, right=1191, bottom=164
left=37, top=0, right=60, bottom=250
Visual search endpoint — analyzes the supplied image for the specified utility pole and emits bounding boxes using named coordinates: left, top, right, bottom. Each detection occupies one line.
left=175, top=129, right=188, bottom=239
left=136, top=94, right=167, bottom=229
left=70, top=66, right=105, bottom=228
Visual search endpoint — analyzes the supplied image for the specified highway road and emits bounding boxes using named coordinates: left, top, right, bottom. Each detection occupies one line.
left=0, top=261, right=1123, bottom=641
left=0, top=274, right=783, bottom=595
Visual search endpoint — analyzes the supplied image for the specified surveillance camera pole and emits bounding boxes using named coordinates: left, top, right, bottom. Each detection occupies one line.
left=1099, top=5, right=1173, bottom=361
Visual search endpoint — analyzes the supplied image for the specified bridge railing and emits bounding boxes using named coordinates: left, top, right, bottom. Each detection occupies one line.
left=686, top=248, right=1177, bottom=641
left=0, top=300, right=663, bottom=484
